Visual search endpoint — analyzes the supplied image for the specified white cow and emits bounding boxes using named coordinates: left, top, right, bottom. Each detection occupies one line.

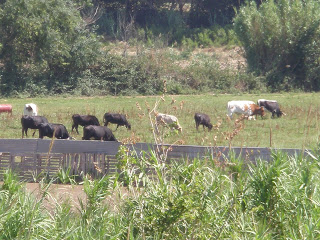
left=155, top=113, right=182, bottom=132
left=227, top=100, right=265, bottom=120
left=23, top=103, right=38, bottom=116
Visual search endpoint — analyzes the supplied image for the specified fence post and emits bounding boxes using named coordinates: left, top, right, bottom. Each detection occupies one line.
left=9, top=154, right=15, bottom=172
left=36, top=154, right=42, bottom=177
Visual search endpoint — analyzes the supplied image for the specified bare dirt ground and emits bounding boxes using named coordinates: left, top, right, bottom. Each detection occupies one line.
left=24, top=183, right=129, bottom=212
left=25, top=183, right=87, bottom=211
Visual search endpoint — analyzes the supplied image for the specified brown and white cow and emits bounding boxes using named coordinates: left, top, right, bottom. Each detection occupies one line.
left=227, top=100, right=265, bottom=120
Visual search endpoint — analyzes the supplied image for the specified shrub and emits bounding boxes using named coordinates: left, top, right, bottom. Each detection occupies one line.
left=234, top=0, right=320, bottom=91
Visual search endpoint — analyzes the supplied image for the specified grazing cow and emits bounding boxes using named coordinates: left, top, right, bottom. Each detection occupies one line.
left=156, top=113, right=182, bottom=132
left=24, top=103, right=38, bottom=116
left=103, top=113, right=131, bottom=130
left=38, top=123, right=71, bottom=139
left=0, top=104, right=12, bottom=115
left=82, top=125, right=117, bottom=141
left=72, top=114, right=100, bottom=134
left=227, top=100, right=265, bottom=120
left=21, top=115, right=49, bottom=138
left=258, top=99, right=283, bottom=118
left=194, top=113, right=213, bottom=131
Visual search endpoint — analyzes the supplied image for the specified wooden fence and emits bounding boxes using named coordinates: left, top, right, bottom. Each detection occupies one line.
left=0, top=139, right=309, bottom=181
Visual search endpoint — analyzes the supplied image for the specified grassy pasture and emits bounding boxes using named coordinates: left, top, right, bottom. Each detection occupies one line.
left=0, top=92, right=319, bottom=149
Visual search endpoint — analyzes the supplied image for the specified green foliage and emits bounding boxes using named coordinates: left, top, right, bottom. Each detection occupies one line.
left=0, top=0, right=102, bottom=95
left=1, top=151, right=320, bottom=238
left=234, top=0, right=320, bottom=91
left=179, top=25, right=240, bottom=49
left=55, top=167, right=77, bottom=184
left=1, top=169, right=21, bottom=197
left=74, top=54, right=163, bottom=96
left=0, top=170, right=49, bottom=239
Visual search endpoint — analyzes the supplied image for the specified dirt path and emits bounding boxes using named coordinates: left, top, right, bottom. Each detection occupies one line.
left=24, top=183, right=130, bottom=212
left=25, top=183, right=87, bottom=211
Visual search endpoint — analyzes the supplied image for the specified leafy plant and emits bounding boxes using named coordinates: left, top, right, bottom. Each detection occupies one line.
left=234, top=0, right=320, bottom=91
left=55, top=167, right=77, bottom=184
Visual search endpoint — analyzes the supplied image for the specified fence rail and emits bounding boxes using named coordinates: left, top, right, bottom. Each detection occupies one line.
left=0, top=139, right=309, bottom=181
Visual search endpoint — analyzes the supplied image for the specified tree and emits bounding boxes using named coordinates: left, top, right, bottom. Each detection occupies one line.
left=0, top=0, right=102, bottom=95
left=234, top=0, right=320, bottom=91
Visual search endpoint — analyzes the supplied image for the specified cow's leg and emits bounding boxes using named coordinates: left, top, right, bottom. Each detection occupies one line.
left=32, top=130, right=36, bottom=137
left=22, top=128, right=25, bottom=138
left=72, top=123, right=79, bottom=134
left=196, top=122, right=199, bottom=131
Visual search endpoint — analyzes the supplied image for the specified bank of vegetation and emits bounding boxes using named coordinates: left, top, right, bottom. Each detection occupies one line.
left=1, top=0, right=320, bottom=97
left=0, top=150, right=319, bottom=239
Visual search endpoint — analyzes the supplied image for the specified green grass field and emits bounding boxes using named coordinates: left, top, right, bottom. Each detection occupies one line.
left=0, top=92, right=319, bottom=149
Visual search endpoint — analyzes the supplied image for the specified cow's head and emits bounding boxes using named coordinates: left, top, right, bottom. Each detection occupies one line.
left=257, top=106, right=265, bottom=117
left=27, top=106, right=33, bottom=111
left=274, top=109, right=283, bottom=117
left=208, top=123, right=213, bottom=131
left=39, top=123, right=54, bottom=138
left=126, top=122, right=131, bottom=130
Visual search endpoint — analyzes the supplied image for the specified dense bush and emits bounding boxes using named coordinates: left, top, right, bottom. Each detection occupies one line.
left=234, top=0, right=320, bottom=91
left=0, top=0, right=102, bottom=96
left=181, top=25, right=240, bottom=49
left=74, top=54, right=164, bottom=96
left=72, top=50, right=264, bottom=96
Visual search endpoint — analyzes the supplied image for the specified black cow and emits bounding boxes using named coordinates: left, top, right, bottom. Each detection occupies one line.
left=21, top=115, right=49, bottom=138
left=257, top=99, right=283, bottom=118
left=82, top=125, right=117, bottom=141
left=194, top=113, right=213, bottom=131
left=103, top=113, right=131, bottom=130
left=72, top=114, right=100, bottom=134
left=38, top=123, right=71, bottom=139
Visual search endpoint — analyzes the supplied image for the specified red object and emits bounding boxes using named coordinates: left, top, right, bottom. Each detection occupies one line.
left=0, top=104, right=12, bottom=114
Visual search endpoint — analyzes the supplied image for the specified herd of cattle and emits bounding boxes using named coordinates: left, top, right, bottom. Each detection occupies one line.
left=0, top=99, right=284, bottom=142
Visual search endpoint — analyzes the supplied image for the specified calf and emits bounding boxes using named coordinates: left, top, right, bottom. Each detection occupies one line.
left=82, top=125, right=117, bottom=141
left=0, top=104, right=12, bottom=115
left=156, top=113, right=182, bottom=132
left=21, top=115, right=49, bottom=138
left=227, top=100, right=265, bottom=120
left=38, top=123, right=71, bottom=139
left=103, top=113, right=131, bottom=130
left=257, top=99, right=283, bottom=118
left=24, top=103, right=38, bottom=116
left=72, top=114, right=100, bottom=134
left=194, top=113, right=213, bottom=131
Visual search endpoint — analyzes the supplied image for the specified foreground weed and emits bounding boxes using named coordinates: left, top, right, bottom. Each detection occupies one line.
left=1, top=169, right=21, bottom=197
left=0, top=170, right=52, bottom=239
left=55, top=167, right=77, bottom=185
